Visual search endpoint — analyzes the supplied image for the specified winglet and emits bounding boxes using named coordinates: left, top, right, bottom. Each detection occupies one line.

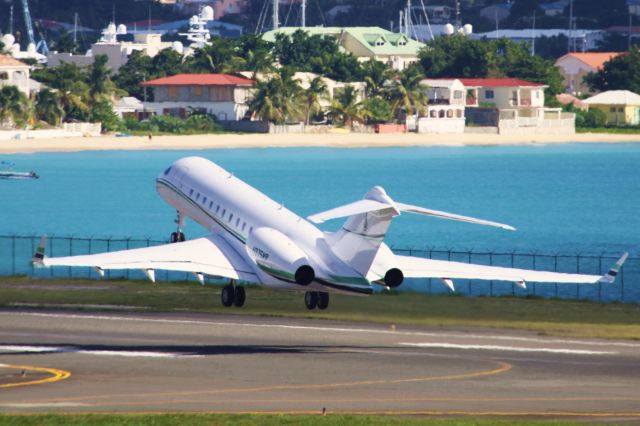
left=31, top=235, right=47, bottom=266
left=598, top=252, right=629, bottom=284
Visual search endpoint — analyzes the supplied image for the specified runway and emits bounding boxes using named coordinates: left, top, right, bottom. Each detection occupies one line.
left=1, top=309, right=640, bottom=420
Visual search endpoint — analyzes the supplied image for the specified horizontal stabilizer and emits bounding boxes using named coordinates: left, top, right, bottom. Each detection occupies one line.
left=308, top=199, right=397, bottom=224
left=396, top=202, right=516, bottom=231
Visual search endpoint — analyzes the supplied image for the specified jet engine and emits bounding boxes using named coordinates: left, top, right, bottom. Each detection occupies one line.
left=384, top=268, right=404, bottom=288
left=247, top=227, right=315, bottom=285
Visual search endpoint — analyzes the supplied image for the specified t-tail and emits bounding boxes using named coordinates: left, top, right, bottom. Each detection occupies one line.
left=307, top=186, right=515, bottom=277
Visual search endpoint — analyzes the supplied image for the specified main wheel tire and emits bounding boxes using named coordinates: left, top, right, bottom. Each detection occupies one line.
left=221, top=284, right=235, bottom=307
left=170, top=232, right=178, bottom=243
left=304, top=291, right=318, bottom=310
left=234, top=286, right=246, bottom=307
left=178, top=232, right=186, bottom=242
left=317, top=292, right=329, bottom=310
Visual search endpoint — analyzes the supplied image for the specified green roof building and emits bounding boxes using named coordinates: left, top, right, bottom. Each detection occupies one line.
left=262, top=27, right=426, bottom=71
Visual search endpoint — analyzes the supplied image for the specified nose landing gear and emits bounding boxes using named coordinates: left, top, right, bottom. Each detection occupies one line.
left=170, top=210, right=186, bottom=243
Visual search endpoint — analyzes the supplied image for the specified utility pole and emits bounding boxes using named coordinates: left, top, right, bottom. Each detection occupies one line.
left=567, top=0, right=573, bottom=53
left=273, top=0, right=279, bottom=30
left=73, top=12, right=78, bottom=45
left=9, top=4, right=14, bottom=35
left=406, top=0, right=411, bottom=37
left=301, top=0, right=306, bottom=27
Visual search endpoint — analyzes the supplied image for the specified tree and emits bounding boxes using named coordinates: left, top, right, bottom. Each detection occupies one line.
left=88, top=54, right=120, bottom=103
left=186, top=37, right=246, bottom=74
left=388, top=66, right=428, bottom=119
left=0, top=86, right=28, bottom=128
left=584, top=50, right=640, bottom=93
left=248, top=67, right=304, bottom=124
left=35, top=88, right=64, bottom=126
left=33, top=62, right=90, bottom=122
left=114, top=50, right=154, bottom=99
left=362, top=59, right=393, bottom=98
left=328, top=86, right=364, bottom=129
left=362, top=96, right=393, bottom=124
left=303, top=76, right=328, bottom=125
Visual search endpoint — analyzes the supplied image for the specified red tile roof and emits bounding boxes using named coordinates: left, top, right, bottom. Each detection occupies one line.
left=557, top=52, right=622, bottom=70
left=0, top=54, right=28, bottom=68
left=457, top=78, right=547, bottom=88
left=142, top=73, right=255, bottom=86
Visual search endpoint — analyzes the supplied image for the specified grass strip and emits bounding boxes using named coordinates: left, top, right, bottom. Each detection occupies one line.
left=1, top=276, right=639, bottom=340
left=0, top=413, right=609, bottom=426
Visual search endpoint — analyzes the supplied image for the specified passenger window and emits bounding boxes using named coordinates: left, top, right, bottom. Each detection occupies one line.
left=222, top=209, right=226, bottom=217
left=196, top=193, right=200, bottom=201
left=229, top=213, right=233, bottom=223
left=189, top=189, right=194, bottom=196
left=209, top=201, right=213, bottom=209
left=216, top=205, right=220, bottom=213
left=203, top=196, right=207, bottom=204
left=236, top=218, right=240, bottom=227
left=242, top=222, right=246, bottom=231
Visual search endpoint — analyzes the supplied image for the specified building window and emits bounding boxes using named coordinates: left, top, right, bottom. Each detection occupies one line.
left=485, top=89, right=494, bottom=99
left=430, top=110, right=437, bottom=118
left=453, top=90, right=463, bottom=99
left=210, top=86, right=233, bottom=102
left=618, top=107, right=624, bottom=112
left=456, top=109, right=462, bottom=118
left=610, top=107, right=616, bottom=112
left=168, top=86, right=178, bottom=100
left=446, top=109, right=453, bottom=118
left=194, top=86, right=203, bottom=97
left=439, top=110, right=445, bottom=118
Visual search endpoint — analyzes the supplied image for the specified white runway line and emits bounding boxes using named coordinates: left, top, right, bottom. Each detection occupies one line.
left=0, top=403, right=90, bottom=408
left=3, top=311, right=638, bottom=349
left=399, top=342, right=617, bottom=355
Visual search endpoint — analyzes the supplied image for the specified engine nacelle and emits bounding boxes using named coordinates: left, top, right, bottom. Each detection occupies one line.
left=247, top=227, right=315, bottom=285
left=384, top=268, right=404, bottom=288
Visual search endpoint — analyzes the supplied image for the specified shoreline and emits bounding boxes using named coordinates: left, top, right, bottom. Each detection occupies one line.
left=1, top=131, right=640, bottom=154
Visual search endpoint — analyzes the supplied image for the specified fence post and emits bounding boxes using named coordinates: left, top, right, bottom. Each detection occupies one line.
left=576, top=254, right=581, bottom=300
left=532, top=253, right=536, bottom=297
left=30, top=236, right=35, bottom=276
left=48, top=237, right=54, bottom=278
left=598, top=255, right=603, bottom=303
left=11, top=235, right=15, bottom=275
left=106, top=237, right=111, bottom=279
left=511, top=252, right=515, bottom=296
left=126, top=238, right=131, bottom=279
left=621, top=266, right=625, bottom=302
left=68, top=236, right=73, bottom=278
left=468, top=250, right=472, bottom=295
left=489, top=252, right=494, bottom=296
left=553, top=254, right=558, bottom=298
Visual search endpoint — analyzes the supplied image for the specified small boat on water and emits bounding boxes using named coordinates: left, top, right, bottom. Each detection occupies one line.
left=0, top=161, right=39, bottom=179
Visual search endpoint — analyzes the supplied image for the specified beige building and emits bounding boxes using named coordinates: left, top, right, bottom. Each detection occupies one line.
left=583, top=90, right=640, bottom=125
left=555, top=52, right=622, bottom=95
left=417, top=78, right=466, bottom=133
left=0, top=54, right=37, bottom=95
left=263, top=27, right=426, bottom=71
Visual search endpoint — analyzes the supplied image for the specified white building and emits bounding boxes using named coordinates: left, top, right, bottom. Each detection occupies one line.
left=417, top=78, right=466, bottom=133
left=0, top=54, right=39, bottom=96
left=140, top=73, right=255, bottom=121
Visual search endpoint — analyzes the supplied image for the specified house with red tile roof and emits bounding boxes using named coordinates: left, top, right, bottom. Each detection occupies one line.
left=140, top=73, right=255, bottom=121
left=0, top=54, right=35, bottom=96
left=555, top=52, right=623, bottom=95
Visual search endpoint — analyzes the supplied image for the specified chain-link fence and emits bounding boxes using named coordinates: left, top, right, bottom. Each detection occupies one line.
left=0, top=235, right=637, bottom=303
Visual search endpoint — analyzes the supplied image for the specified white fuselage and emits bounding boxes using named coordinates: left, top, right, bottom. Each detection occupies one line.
left=155, top=157, right=375, bottom=294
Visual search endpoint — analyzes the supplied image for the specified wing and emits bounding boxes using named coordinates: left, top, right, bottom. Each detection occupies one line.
left=33, top=234, right=258, bottom=283
left=394, top=253, right=628, bottom=290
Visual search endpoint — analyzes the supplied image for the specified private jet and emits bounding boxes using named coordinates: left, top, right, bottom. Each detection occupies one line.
left=33, top=156, right=628, bottom=310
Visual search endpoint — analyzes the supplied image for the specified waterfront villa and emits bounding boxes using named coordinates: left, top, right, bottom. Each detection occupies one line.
left=460, top=78, right=574, bottom=135
left=0, top=54, right=39, bottom=96
left=262, top=27, right=426, bottom=71
left=583, top=90, right=640, bottom=125
left=140, top=73, right=255, bottom=121
left=416, top=78, right=466, bottom=133
left=555, top=52, right=622, bottom=95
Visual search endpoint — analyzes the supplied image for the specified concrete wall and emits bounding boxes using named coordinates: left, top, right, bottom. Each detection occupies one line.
left=143, top=101, right=247, bottom=121
left=466, top=107, right=499, bottom=126
left=417, top=117, right=465, bottom=133
left=219, top=120, right=269, bottom=133
left=0, top=123, right=101, bottom=140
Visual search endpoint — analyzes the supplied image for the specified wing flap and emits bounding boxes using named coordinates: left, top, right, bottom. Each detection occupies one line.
left=39, top=235, right=257, bottom=282
left=394, top=255, right=610, bottom=284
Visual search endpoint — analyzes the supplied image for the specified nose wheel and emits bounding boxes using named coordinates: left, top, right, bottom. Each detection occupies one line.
left=304, top=291, right=329, bottom=310
left=170, top=210, right=186, bottom=243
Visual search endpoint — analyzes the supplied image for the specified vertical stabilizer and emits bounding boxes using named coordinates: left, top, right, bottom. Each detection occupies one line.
left=325, top=186, right=399, bottom=276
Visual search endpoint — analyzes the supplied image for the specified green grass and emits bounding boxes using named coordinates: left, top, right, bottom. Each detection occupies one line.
left=576, top=126, right=640, bottom=134
left=1, top=276, right=639, bottom=340
left=0, top=414, right=611, bottom=426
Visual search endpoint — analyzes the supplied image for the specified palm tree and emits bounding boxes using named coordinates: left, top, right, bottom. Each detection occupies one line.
left=88, top=54, right=120, bottom=103
left=303, top=76, right=328, bottom=125
left=0, top=86, right=28, bottom=128
left=328, top=86, right=364, bottom=129
left=388, top=66, right=428, bottom=120
left=362, top=59, right=393, bottom=98
left=248, top=68, right=303, bottom=124
left=35, top=89, right=64, bottom=126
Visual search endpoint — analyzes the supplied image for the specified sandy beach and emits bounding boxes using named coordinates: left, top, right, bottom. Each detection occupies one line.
left=1, top=131, right=639, bottom=154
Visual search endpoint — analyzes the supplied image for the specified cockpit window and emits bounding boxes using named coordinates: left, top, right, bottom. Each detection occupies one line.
left=163, top=166, right=172, bottom=176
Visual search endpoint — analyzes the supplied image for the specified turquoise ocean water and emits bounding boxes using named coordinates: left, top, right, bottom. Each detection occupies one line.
left=1, top=143, right=639, bottom=302
left=1, top=143, right=638, bottom=254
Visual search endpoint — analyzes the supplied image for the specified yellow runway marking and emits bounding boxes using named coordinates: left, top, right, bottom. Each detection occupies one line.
left=0, top=364, right=71, bottom=389
left=30, top=360, right=512, bottom=404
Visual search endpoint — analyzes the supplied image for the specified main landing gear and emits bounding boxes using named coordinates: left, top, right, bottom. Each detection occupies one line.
left=304, top=291, right=329, bottom=310
left=221, top=282, right=246, bottom=308
left=170, top=210, right=186, bottom=243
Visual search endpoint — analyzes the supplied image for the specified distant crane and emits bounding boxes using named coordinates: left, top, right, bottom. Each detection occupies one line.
left=20, top=0, right=49, bottom=54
